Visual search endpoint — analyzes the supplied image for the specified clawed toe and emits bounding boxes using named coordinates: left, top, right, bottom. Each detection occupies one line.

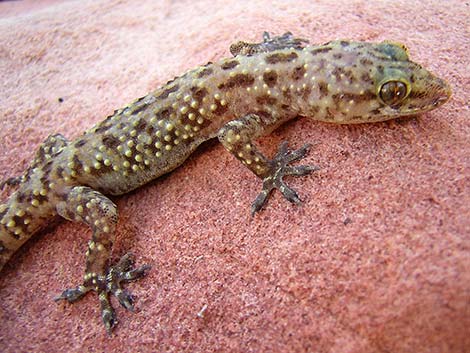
left=54, top=285, right=89, bottom=303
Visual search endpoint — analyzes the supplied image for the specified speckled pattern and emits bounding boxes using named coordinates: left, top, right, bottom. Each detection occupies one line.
left=0, top=30, right=451, bottom=332
left=0, top=0, right=468, bottom=352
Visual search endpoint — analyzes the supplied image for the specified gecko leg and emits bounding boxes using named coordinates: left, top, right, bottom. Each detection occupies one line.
left=230, top=31, right=309, bottom=56
left=55, top=186, right=150, bottom=333
left=0, top=134, right=69, bottom=190
left=218, top=114, right=319, bottom=215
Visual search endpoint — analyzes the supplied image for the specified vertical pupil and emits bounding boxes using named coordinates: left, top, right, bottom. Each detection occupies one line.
left=381, top=81, right=406, bottom=105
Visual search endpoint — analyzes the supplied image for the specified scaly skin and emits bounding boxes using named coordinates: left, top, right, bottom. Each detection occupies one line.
left=0, top=32, right=451, bottom=333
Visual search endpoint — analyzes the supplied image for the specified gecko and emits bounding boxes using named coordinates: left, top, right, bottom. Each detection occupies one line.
left=0, top=32, right=451, bottom=333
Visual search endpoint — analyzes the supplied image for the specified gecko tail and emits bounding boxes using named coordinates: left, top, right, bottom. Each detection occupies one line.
left=0, top=188, right=54, bottom=272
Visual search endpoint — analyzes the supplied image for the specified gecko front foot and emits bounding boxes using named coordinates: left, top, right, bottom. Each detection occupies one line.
left=230, top=31, right=309, bottom=56
left=55, top=253, right=150, bottom=334
left=251, top=142, right=319, bottom=215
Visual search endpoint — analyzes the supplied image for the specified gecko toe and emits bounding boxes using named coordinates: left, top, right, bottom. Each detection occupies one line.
left=251, top=189, right=271, bottom=216
left=100, top=294, right=117, bottom=335
left=54, top=285, right=89, bottom=303
left=278, top=182, right=301, bottom=204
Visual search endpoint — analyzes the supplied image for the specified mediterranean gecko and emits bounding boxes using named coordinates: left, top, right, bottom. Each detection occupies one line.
left=0, top=32, right=451, bottom=333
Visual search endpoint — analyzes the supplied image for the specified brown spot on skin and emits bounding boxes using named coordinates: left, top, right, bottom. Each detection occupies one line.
left=42, top=160, right=53, bottom=176
left=88, top=163, right=112, bottom=177
left=343, top=69, right=356, bottom=84
left=311, top=106, right=320, bottom=115
left=218, top=74, right=255, bottom=90
left=370, top=108, right=382, bottom=115
left=331, top=94, right=342, bottom=107
left=196, top=67, right=213, bottom=78
left=221, top=60, right=240, bottom=70
left=156, top=84, right=179, bottom=100
left=74, top=139, right=86, bottom=148
left=146, top=125, right=155, bottom=135
left=62, top=208, right=75, bottom=220
left=292, top=65, right=306, bottom=81
left=281, top=104, right=290, bottom=110
left=361, top=73, right=373, bottom=84
left=190, top=87, right=208, bottom=101
left=333, top=53, right=343, bottom=59
left=57, top=192, right=68, bottom=201
left=332, top=67, right=346, bottom=82
left=310, top=47, right=332, bottom=56
left=36, top=148, right=46, bottom=163
left=265, top=52, right=298, bottom=64
left=377, top=65, right=384, bottom=75
left=73, top=154, right=84, bottom=175
left=129, top=102, right=149, bottom=116
left=0, top=239, right=6, bottom=253
left=318, top=81, right=329, bottom=99
left=360, top=58, right=374, bottom=66
left=16, top=192, right=26, bottom=203
left=11, top=214, right=26, bottom=228
left=39, top=175, right=51, bottom=189
left=256, top=95, right=278, bottom=105
left=102, top=135, right=120, bottom=149
left=282, top=88, right=293, bottom=101
left=313, top=58, right=327, bottom=72
left=263, top=71, right=278, bottom=87
left=325, top=108, right=335, bottom=120
left=36, top=194, right=48, bottom=204
left=299, top=85, right=312, bottom=99
left=94, top=124, right=112, bottom=134
left=135, top=118, right=147, bottom=132
left=0, top=207, right=7, bottom=220
left=55, top=166, right=65, bottom=179
left=213, top=104, right=228, bottom=116
left=340, top=41, right=349, bottom=47
left=156, top=107, right=172, bottom=120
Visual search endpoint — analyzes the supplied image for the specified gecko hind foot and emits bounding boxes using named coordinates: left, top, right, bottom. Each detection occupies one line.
left=54, top=253, right=150, bottom=334
left=251, top=141, right=319, bottom=216
left=230, top=31, right=309, bottom=56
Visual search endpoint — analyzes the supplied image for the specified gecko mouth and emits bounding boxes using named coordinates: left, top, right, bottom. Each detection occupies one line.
left=432, top=79, right=452, bottom=107
left=432, top=95, right=449, bottom=107
left=432, top=86, right=452, bottom=107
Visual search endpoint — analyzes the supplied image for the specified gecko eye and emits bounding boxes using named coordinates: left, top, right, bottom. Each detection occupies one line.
left=379, top=80, right=408, bottom=106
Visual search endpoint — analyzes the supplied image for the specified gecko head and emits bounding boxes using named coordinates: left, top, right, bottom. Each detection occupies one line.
left=367, top=42, right=452, bottom=121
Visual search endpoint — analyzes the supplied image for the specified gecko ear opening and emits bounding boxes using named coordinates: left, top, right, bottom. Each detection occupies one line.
left=378, top=80, right=409, bottom=106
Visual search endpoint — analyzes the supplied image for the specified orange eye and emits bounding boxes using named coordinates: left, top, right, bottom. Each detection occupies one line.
left=379, top=80, right=408, bottom=106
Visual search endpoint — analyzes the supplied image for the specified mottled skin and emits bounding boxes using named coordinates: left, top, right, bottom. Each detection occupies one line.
left=0, top=32, right=451, bottom=333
